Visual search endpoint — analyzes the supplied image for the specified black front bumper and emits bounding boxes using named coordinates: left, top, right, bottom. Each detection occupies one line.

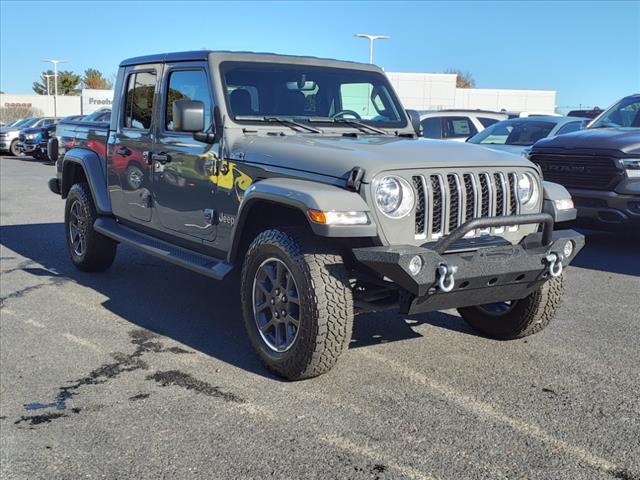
left=353, top=213, right=584, bottom=315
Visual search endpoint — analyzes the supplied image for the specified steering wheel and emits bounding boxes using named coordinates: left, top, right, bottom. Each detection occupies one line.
left=331, top=110, right=362, bottom=120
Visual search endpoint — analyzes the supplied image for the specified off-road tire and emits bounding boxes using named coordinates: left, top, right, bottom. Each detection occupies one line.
left=240, top=228, right=353, bottom=380
left=458, top=275, right=564, bottom=340
left=65, top=182, right=117, bottom=272
left=9, top=140, right=21, bottom=157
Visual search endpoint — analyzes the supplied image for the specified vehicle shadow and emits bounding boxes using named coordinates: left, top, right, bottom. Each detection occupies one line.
left=0, top=222, right=453, bottom=379
left=571, top=229, right=640, bottom=277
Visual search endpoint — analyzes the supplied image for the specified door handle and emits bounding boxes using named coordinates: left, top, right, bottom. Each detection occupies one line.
left=151, top=152, right=171, bottom=164
left=116, top=146, right=131, bottom=157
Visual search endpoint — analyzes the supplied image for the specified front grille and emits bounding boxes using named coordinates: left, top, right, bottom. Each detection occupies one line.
left=530, top=154, right=623, bottom=190
left=412, top=171, right=521, bottom=241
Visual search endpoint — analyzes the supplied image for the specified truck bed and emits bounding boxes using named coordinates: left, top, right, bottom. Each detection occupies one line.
left=56, top=119, right=110, bottom=161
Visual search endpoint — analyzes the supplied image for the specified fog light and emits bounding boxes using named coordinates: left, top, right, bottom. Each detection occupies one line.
left=408, top=255, right=423, bottom=276
left=563, top=240, right=574, bottom=258
left=554, top=198, right=574, bottom=211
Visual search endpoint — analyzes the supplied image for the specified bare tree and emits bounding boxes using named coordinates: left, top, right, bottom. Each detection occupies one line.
left=0, top=106, right=44, bottom=124
left=445, top=69, right=476, bottom=88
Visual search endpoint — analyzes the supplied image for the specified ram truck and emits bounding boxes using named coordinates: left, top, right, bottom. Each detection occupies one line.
left=530, top=94, right=640, bottom=231
left=48, top=51, right=583, bottom=380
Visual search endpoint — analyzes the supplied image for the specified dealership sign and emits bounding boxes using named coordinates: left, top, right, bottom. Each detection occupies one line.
left=81, top=89, right=114, bottom=114
left=4, top=102, right=33, bottom=108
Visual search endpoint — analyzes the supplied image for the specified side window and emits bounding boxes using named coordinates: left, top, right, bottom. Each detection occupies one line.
left=443, top=116, right=478, bottom=139
left=166, top=70, right=212, bottom=131
left=123, top=71, right=156, bottom=130
left=556, top=121, right=583, bottom=135
left=421, top=117, right=442, bottom=139
left=478, top=117, right=500, bottom=128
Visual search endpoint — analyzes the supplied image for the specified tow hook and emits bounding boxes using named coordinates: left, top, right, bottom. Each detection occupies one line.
left=436, top=264, right=458, bottom=292
left=545, top=253, right=563, bottom=278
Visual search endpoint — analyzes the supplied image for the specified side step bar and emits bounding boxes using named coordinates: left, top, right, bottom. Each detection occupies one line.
left=94, top=218, right=233, bottom=281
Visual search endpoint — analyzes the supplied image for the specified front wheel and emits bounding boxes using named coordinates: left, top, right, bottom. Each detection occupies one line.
left=9, top=140, right=22, bottom=157
left=240, top=228, right=354, bottom=380
left=457, top=275, right=565, bottom=340
left=65, top=183, right=118, bottom=272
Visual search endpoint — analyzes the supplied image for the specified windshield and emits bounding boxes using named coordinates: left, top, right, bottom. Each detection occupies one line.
left=83, top=109, right=111, bottom=122
left=469, top=119, right=556, bottom=146
left=590, top=96, right=640, bottom=129
left=10, top=117, right=38, bottom=129
left=19, top=117, right=41, bottom=128
left=221, top=62, right=406, bottom=128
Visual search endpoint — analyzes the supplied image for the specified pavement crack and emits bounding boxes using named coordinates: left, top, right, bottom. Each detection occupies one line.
left=146, top=370, right=245, bottom=404
left=0, top=278, right=67, bottom=309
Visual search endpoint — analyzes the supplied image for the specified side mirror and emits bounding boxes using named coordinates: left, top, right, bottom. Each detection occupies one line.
left=406, top=110, right=422, bottom=137
left=173, top=100, right=205, bottom=132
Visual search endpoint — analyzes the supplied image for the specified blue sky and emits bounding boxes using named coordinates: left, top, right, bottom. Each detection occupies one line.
left=1, top=0, right=638, bottom=111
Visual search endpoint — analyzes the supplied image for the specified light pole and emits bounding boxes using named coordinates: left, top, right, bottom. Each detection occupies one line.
left=43, top=74, right=54, bottom=95
left=43, top=59, right=68, bottom=117
left=354, top=33, right=390, bottom=64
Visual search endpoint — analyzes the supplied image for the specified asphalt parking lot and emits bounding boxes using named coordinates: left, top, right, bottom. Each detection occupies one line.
left=0, top=154, right=638, bottom=480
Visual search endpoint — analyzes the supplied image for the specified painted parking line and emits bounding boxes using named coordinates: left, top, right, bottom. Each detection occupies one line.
left=359, top=348, right=622, bottom=477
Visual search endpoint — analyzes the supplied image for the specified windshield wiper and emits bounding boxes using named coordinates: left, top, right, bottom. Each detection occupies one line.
left=308, top=116, right=387, bottom=135
left=235, top=115, right=322, bottom=133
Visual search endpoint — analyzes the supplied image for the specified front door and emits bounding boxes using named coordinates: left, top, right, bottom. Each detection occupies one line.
left=152, top=63, right=218, bottom=241
left=109, top=64, right=161, bottom=223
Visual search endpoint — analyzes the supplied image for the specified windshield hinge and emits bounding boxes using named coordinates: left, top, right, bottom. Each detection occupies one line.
left=346, top=166, right=365, bottom=192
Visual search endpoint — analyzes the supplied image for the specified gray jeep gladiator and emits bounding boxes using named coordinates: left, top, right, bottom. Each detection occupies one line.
left=48, top=51, right=584, bottom=380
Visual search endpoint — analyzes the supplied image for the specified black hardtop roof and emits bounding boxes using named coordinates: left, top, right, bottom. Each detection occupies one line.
left=119, top=50, right=381, bottom=71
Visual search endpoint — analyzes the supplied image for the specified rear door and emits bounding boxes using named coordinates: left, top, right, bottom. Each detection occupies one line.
left=110, top=64, right=161, bottom=223
left=152, top=62, right=218, bottom=241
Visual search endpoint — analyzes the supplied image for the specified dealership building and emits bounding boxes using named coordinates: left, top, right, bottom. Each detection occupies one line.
left=1, top=72, right=557, bottom=118
left=386, top=72, right=556, bottom=113
left=0, top=89, right=113, bottom=118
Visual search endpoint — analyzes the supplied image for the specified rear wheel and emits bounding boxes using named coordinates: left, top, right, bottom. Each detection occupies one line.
left=457, top=275, right=564, bottom=339
left=240, top=228, right=353, bottom=380
left=65, top=183, right=117, bottom=272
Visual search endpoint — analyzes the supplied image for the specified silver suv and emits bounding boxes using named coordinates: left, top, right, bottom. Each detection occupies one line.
left=0, top=117, right=58, bottom=156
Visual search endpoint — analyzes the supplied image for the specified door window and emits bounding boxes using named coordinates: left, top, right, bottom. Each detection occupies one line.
left=165, top=70, right=212, bottom=131
left=556, top=121, right=586, bottom=135
left=443, top=116, right=478, bottom=139
left=478, top=117, right=500, bottom=128
left=123, top=71, right=156, bottom=130
left=421, top=117, right=442, bottom=139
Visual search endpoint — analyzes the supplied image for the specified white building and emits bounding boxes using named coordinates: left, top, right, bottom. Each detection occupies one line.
left=386, top=72, right=556, bottom=114
left=0, top=89, right=113, bottom=118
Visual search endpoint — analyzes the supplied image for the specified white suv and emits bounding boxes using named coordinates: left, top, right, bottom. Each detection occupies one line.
left=419, top=110, right=508, bottom=142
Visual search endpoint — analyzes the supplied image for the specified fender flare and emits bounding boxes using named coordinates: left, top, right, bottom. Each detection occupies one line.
left=228, top=177, right=377, bottom=262
left=61, top=148, right=112, bottom=215
left=542, top=180, right=576, bottom=223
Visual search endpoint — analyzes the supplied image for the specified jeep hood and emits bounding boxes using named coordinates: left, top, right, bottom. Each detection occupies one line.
left=231, top=134, right=535, bottom=182
left=532, top=128, right=640, bottom=156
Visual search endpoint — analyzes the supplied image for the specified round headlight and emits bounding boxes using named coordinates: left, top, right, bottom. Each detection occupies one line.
left=374, top=176, right=415, bottom=218
left=517, top=173, right=538, bottom=208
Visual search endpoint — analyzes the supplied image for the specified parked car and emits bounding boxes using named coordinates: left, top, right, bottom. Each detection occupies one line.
left=48, top=50, right=582, bottom=380
left=529, top=94, right=640, bottom=231
left=420, top=110, right=508, bottom=141
left=0, top=117, right=58, bottom=156
left=467, top=116, right=589, bottom=155
left=17, top=118, right=61, bottom=160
